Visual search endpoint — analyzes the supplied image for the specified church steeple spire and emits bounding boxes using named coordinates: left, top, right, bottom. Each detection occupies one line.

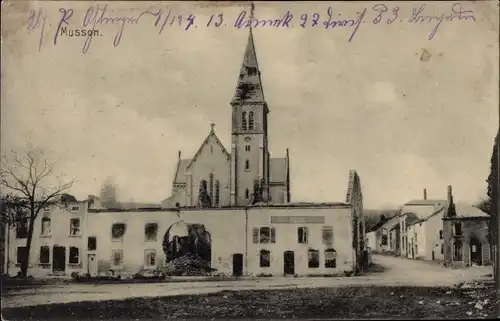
left=231, top=2, right=265, bottom=105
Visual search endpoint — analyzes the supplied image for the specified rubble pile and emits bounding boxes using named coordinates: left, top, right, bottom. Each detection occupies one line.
left=458, top=280, right=496, bottom=318
left=163, top=253, right=215, bottom=276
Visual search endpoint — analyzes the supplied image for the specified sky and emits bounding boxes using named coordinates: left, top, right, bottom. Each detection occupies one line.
left=1, top=1, right=498, bottom=209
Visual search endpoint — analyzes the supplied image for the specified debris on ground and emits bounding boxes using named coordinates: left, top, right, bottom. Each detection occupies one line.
left=163, top=253, right=215, bottom=276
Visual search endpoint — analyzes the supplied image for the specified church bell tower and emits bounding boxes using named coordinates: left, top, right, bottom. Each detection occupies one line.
left=230, top=3, right=270, bottom=206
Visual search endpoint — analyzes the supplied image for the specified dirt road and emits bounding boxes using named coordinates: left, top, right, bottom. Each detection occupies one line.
left=2, top=254, right=491, bottom=308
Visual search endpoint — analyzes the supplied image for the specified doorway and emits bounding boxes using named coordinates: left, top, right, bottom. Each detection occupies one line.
left=87, top=254, right=97, bottom=276
left=232, top=253, right=243, bottom=276
left=283, top=251, right=295, bottom=275
left=52, top=246, right=66, bottom=273
left=470, top=237, right=482, bottom=266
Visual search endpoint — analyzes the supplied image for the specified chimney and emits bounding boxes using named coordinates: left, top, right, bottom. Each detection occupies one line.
left=447, top=185, right=452, bottom=204
left=423, top=188, right=427, bottom=200
left=178, top=150, right=181, bottom=160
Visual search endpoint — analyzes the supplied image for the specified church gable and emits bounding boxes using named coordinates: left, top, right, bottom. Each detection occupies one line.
left=186, top=131, right=231, bottom=171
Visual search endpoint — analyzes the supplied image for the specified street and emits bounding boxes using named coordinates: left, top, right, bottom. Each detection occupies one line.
left=1, top=254, right=492, bottom=309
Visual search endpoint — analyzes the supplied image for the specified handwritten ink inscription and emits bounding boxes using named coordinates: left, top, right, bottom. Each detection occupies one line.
left=26, top=3, right=476, bottom=54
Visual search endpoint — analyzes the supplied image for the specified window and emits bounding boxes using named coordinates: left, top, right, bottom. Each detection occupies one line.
left=41, top=217, right=51, bottom=236
left=245, top=188, right=250, bottom=199
left=43, top=207, right=51, bottom=212
left=71, top=206, right=80, bottom=212
left=16, top=218, right=28, bottom=239
left=453, top=239, right=463, bottom=261
left=381, top=228, right=388, bottom=246
left=297, top=227, right=308, bottom=244
left=245, top=145, right=251, bottom=152
left=144, top=250, right=156, bottom=268
left=17, top=246, right=27, bottom=264
left=241, top=111, right=247, bottom=130
left=39, top=246, right=50, bottom=264
left=69, top=218, right=80, bottom=236
left=69, top=247, right=79, bottom=264
left=145, top=223, right=158, bottom=242
left=112, top=250, right=123, bottom=267
left=325, top=248, right=337, bottom=268
left=112, top=223, right=126, bottom=241
left=308, top=249, right=320, bottom=268
left=88, top=237, right=97, bottom=251
left=215, top=181, right=220, bottom=207
left=248, top=112, right=255, bottom=130
left=441, top=244, right=444, bottom=254
left=453, top=223, right=462, bottom=236
left=245, top=159, right=250, bottom=170
left=322, top=227, right=333, bottom=244
left=259, top=249, right=270, bottom=267
left=253, top=227, right=276, bottom=244
left=439, top=230, right=443, bottom=239
left=260, top=227, right=270, bottom=243
left=209, top=173, right=214, bottom=202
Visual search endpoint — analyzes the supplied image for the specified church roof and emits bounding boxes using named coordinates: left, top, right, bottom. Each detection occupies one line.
left=231, top=30, right=266, bottom=104
left=173, top=159, right=191, bottom=184
left=270, top=158, right=286, bottom=183
left=173, top=126, right=231, bottom=184
left=185, top=128, right=230, bottom=171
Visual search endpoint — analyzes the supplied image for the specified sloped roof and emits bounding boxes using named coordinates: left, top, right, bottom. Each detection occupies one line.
left=405, top=212, right=420, bottom=225
left=173, top=159, right=191, bottom=184
left=270, top=158, right=286, bottom=183
left=231, top=30, right=266, bottom=104
left=186, top=130, right=230, bottom=171
left=452, top=203, right=489, bottom=219
left=161, top=190, right=186, bottom=209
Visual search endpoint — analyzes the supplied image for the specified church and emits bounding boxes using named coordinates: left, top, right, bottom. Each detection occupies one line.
left=161, top=28, right=291, bottom=208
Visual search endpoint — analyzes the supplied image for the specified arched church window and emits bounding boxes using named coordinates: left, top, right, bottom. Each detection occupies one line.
left=245, top=188, right=249, bottom=199
left=245, top=145, right=251, bottom=152
left=248, top=112, right=255, bottom=130
left=209, top=174, right=214, bottom=203
left=241, top=112, right=247, bottom=131
left=245, top=159, right=250, bottom=170
left=215, top=180, right=220, bottom=207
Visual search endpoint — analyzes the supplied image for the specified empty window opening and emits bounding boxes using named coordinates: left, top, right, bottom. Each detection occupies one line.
left=41, top=217, right=51, bottom=236
left=298, top=227, right=308, bottom=244
left=40, top=246, right=50, bottom=264
left=241, top=111, right=247, bottom=130
left=88, top=237, right=97, bottom=251
left=145, top=223, right=158, bottom=241
left=112, top=223, right=126, bottom=241
left=69, top=247, right=80, bottom=264
left=324, top=248, right=337, bottom=268
left=260, top=249, right=270, bottom=267
left=308, top=249, right=320, bottom=268
left=248, top=112, right=255, bottom=130
left=69, top=218, right=80, bottom=236
left=145, top=250, right=157, bottom=268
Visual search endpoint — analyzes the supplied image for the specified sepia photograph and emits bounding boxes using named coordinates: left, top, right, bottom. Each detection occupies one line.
left=1, top=0, right=499, bottom=319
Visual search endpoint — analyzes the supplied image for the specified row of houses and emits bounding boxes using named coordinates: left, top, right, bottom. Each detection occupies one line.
left=367, top=186, right=491, bottom=268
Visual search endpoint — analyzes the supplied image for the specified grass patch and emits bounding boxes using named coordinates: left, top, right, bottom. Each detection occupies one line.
left=2, top=285, right=497, bottom=320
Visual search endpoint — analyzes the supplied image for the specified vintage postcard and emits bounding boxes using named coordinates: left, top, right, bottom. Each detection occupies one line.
left=1, top=0, right=499, bottom=320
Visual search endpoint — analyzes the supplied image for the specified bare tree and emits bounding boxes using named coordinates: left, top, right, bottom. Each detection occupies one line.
left=0, top=148, right=74, bottom=277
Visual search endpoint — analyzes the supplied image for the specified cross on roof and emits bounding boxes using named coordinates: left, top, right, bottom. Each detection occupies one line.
left=210, top=123, right=215, bottom=132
